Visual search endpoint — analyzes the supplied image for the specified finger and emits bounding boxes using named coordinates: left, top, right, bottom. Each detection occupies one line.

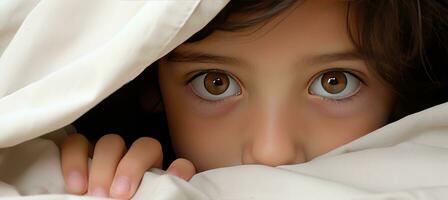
left=60, top=133, right=89, bottom=194
left=109, top=137, right=163, bottom=199
left=166, top=158, right=196, bottom=181
left=88, top=134, right=126, bottom=197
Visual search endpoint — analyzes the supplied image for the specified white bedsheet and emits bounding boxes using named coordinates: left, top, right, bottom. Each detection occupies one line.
left=1, top=0, right=447, bottom=199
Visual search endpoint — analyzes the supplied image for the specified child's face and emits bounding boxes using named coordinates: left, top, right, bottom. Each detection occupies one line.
left=158, top=0, right=394, bottom=172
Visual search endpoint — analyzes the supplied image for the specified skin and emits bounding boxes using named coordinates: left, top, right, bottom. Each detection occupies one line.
left=60, top=0, right=395, bottom=199
left=159, top=0, right=394, bottom=171
left=61, top=133, right=195, bottom=199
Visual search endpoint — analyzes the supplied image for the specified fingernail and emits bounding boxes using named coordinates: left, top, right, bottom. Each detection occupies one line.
left=167, top=163, right=180, bottom=177
left=67, top=171, right=85, bottom=193
left=167, top=168, right=179, bottom=177
left=111, top=176, right=131, bottom=197
left=90, top=187, right=107, bottom=197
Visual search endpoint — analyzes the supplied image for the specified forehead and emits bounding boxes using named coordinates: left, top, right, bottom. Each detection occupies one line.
left=174, top=0, right=354, bottom=62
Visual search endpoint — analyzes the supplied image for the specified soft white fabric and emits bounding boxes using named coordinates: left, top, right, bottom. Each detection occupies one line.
left=0, top=0, right=228, bottom=147
left=1, top=0, right=447, bottom=199
left=1, top=102, right=447, bottom=199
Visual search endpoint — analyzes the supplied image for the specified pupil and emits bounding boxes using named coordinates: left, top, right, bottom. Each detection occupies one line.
left=327, top=77, right=338, bottom=85
left=213, top=78, right=223, bottom=86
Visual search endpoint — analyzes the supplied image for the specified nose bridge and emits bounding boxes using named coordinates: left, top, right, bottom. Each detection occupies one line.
left=243, top=93, right=300, bottom=166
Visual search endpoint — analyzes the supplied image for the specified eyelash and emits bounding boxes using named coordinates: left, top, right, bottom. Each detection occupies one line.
left=185, top=68, right=365, bottom=105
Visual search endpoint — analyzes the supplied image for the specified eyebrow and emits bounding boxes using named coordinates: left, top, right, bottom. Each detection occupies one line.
left=305, top=51, right=363, bottom=65
left=165, top=51, right=243, bottom=65
left=165, top=50, right=363, bottom=66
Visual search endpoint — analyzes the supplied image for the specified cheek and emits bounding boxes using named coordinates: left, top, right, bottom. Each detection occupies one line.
left=161, top=87, right=243, bottom=170
left=304, top=89, right=394, bottom=158
left=170, top=117, right=244, bottom=171
left=303, top=114, right=385, bottom=159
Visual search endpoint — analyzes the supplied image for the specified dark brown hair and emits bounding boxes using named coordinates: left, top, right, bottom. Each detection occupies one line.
left=348, top=0, right=448, bottom=120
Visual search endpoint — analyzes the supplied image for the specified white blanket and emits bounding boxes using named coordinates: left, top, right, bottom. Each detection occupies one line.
left=1, top=0, right=447, bottom=199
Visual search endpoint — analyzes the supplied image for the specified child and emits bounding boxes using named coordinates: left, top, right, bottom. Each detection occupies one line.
left=59, top=0, right=448, bottom=199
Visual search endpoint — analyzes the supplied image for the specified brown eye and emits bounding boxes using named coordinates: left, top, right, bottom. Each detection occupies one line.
left=321, top=71, right=347, bottom=94
left=190, top=71, right=241, bottom=101
left=309, top=71, right=361, bottom=100
left=204, top=72, right=229, bottom=95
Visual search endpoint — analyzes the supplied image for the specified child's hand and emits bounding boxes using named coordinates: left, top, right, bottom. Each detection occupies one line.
left=60, top=133, right=196, bottom=199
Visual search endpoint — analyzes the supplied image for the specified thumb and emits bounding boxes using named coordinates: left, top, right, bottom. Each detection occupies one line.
left=166, top=158, right=196, bottom=181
